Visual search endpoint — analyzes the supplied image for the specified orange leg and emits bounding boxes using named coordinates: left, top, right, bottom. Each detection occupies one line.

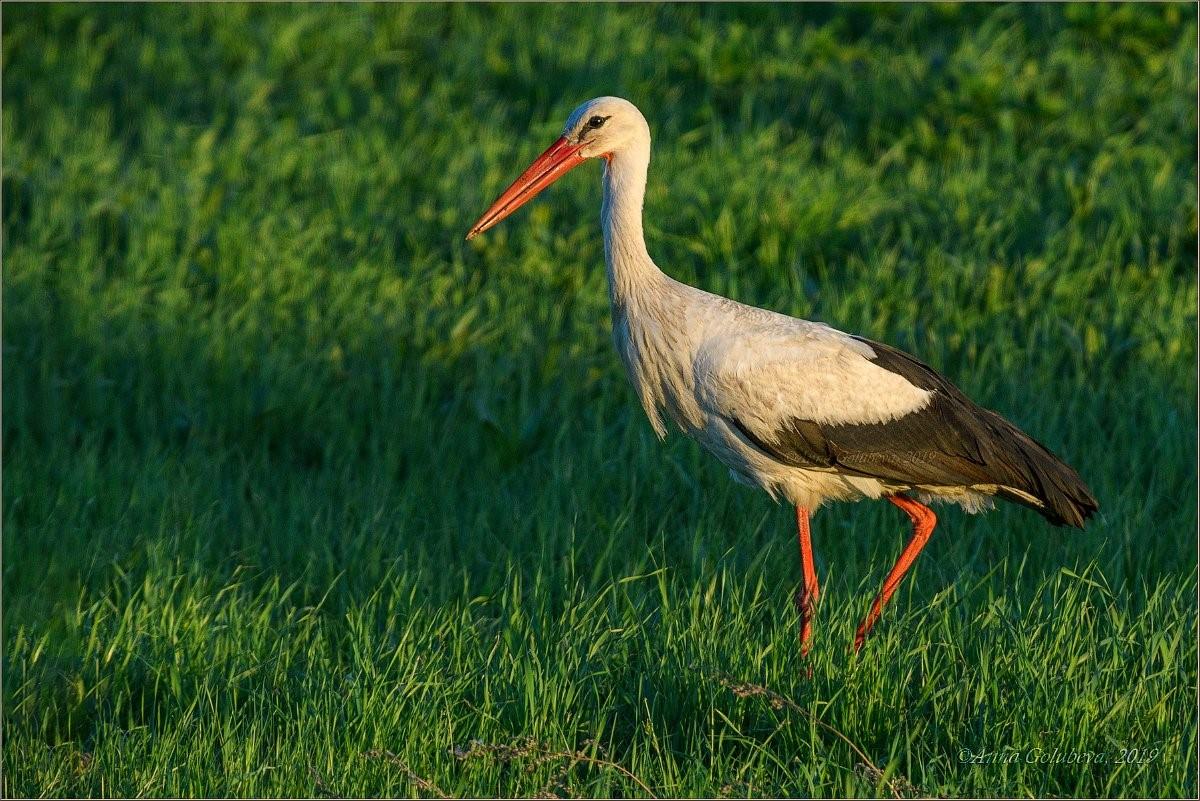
left=793, top=506, right=820, bottom=656
left=853, top=495, right=938, bottom=651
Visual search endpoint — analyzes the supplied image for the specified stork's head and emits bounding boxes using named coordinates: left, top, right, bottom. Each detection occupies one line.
left=466, top=96, right=650, bottom=240
left=562, top=96, right=651, bottom=159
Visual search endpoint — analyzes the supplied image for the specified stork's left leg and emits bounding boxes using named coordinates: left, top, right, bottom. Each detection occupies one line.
left=793, top=506, right=819, bottom=656
left=853, top=495, right=938, bottom=651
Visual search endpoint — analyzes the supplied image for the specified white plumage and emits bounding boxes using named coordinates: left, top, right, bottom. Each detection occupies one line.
left=609, top=272, right=938, bottom=510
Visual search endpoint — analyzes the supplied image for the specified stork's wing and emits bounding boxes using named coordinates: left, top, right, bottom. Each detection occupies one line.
left=696, top=327, right=1097, bottom=526
left=696, top=326, right=977, bottom=483
left=692, top=322, right=935, bottom=430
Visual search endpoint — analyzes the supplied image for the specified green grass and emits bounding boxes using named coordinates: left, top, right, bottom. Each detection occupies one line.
left=3, top=2, right=1197, bottom=797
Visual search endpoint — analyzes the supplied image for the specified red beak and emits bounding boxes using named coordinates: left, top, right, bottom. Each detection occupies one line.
left=466, top=136, right=587, bottom=240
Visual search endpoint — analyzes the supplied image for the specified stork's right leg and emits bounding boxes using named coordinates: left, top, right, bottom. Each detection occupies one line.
left=793, top=506, right=819, bottom=656
left=852, top=495, right=938, bottom=651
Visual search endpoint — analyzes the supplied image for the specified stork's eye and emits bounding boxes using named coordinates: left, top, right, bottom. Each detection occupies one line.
left=586, top=115, right=608, bottom=130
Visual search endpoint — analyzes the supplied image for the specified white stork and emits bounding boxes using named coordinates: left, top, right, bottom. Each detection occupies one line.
left=467, top=97, right=1098, bottom=653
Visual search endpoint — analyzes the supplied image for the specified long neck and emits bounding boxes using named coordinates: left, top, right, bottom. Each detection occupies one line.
left=601, top=143, right=666, bottom=308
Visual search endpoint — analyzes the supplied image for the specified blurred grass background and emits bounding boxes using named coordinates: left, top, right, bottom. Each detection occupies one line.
left=3, top=2, right=1197, bottom=797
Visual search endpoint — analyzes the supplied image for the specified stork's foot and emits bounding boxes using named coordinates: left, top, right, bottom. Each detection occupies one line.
left=793, top=587, right=818, bottom=678
left=851, top=622, right=870, bottom=653
left=793, top=585, right=819, bottom=657
left=852, top=593, right=887, bottom=652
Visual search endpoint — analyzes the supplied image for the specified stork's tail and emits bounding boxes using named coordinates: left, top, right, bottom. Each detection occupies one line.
left=983, top=410, right=1099, bottom=528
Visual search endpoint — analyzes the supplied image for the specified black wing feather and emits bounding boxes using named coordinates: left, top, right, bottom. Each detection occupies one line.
left=732, top=336, right=1098, bottom=528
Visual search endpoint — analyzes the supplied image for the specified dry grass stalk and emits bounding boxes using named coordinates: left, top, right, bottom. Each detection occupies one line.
left=362, top=749, right=449, bottom=798
left=452, top=736, right=657, bottom=798
left=704, top=669, right=916, bottom=800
